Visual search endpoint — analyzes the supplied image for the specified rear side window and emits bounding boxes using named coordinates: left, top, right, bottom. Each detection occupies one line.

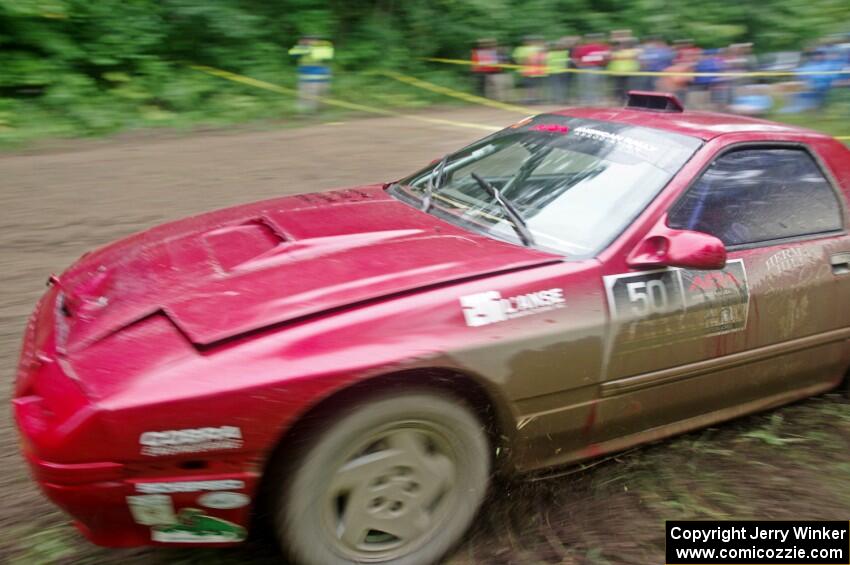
left=668, top=148, right=843, bottom=246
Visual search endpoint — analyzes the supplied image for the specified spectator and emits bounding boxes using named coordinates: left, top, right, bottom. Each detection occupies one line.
left=513, top=36, right=547, bottom=103
left=691, top=48, right=727, bottom=110
left=657, top=45, right=699, bottom=103
left=609, top=36, right=641, bottom=102
left=638, top=37, right=674, bottom=91
left=728, top=84, right=774, bottom=116
left=823, top=39, right=850, bottom=88
left=573, top=33, right=611, bottom=105
left=673, top=39, right=701, bottom=64
left=288, top=36, right=334, bottom=113
left=724, top=43, right=756, bottom=104
left=490, top=44, right=515, bottom=102
left=471, top=38, right=501, bottom=98
left=789, top=47, right=842, bottom=110
left=546, top=38, right=571, bottom=104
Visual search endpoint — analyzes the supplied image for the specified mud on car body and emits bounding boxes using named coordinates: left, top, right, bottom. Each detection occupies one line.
left=14, top=93, right=850, bottom=565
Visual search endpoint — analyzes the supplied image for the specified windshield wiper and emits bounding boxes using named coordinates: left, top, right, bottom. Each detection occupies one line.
left=470, top=172, right=535, bottom=247
left=422, top=155, right=449, bottom=213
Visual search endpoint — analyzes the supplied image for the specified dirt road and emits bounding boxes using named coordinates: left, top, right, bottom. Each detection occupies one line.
left=2, top=107, right=848, bottom=564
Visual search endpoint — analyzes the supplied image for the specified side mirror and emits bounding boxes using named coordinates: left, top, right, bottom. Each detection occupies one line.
left=627, top=221, right=726, bottom=270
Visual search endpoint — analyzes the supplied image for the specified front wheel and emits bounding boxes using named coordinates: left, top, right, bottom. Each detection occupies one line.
left=276, top=391, right=490, bottom=565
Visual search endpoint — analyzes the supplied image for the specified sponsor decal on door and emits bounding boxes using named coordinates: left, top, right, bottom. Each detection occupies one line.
left=604, top=259, right=749, bottom=349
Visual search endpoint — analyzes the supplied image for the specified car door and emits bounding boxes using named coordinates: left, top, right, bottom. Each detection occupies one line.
left=592, top=143, right=849, bottom=447
left=668, top=145, right=850, bottom=401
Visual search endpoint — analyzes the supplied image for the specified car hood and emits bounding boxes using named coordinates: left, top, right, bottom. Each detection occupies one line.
left=55, top=185, right=558, bottom=350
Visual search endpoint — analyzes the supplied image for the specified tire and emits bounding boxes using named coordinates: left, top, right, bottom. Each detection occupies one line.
left=276, top=391, right=490, bottom=565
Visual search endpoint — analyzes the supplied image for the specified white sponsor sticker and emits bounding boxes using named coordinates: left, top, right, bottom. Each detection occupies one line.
left=136, top=480, right=246, bottom=494
left=198, top=491, right=251, bottom=510
left=139, top=426, right=243, bottom=457
left=765, top=247, right=807, bottom=273
left=460, top=288, right=565, bottom=327
left=151, top=529, right=244, bottom=543
left=127, top=494, right=178, bottom=526
left=572, top=126, right=658, bottom=155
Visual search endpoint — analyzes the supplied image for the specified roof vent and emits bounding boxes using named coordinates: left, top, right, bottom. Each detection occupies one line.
left=626, top=91, right=684, bottom=113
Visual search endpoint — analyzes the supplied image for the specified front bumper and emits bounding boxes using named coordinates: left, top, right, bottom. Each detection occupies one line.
left=13, top=288, right=259, bottom=548
left=21, top=447, right=258, bottom=548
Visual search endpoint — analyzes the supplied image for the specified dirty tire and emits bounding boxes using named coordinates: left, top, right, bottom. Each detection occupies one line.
left=276, top=392, right=490, bottom=565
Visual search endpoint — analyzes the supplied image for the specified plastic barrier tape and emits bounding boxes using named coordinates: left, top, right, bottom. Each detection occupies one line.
left=377, top=70, right=533, bottom=114
left=192, top=65, right=850, bottom=143
left=190, top=65, right=499, bottom=132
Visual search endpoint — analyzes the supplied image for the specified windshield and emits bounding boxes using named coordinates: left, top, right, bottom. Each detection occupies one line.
left=389, top=115, right=702, bottom=258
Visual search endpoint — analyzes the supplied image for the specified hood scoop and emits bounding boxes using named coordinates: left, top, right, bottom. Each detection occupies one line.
left=56, top=187, right=559, bottom=351
left=204, top=218, right=287, bottom=273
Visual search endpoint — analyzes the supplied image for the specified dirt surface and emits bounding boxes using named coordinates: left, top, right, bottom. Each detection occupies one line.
left=1, top=106, right=849, bottom=564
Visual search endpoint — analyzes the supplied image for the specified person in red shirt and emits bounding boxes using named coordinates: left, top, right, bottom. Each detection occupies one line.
left=674, top=39, right=702, bottom=64
left=471, top=38, right=501, bottom=97
left=573, top=33, right=611, bottom=105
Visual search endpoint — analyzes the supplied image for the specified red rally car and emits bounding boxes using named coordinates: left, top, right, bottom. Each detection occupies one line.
left=14, top=92, right=850, bottom=565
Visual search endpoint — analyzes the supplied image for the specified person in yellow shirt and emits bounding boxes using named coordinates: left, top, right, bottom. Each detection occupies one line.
left=608, top=37, right=641, bottom=102
left=546, top=37, right=575, bottom=104
left=288, top=36, right=334, bottom=113
left=512, top=36, right=546, bottom=104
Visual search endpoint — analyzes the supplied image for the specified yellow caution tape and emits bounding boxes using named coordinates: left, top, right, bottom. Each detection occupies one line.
left=423, top=57, right=850, bottom=78
left=424, top=58, right=527, bottom=71
left=190, top=65, right=499, bottom=132
left=377, top=70, right=533, bottom=114
left=191, top=65, right=850, bottom=143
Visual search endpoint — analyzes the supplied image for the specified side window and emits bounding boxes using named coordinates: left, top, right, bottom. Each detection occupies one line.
left=668, top=148, right=843, bottom=246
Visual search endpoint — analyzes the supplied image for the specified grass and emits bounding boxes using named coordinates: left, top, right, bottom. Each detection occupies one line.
left=0, top=69, right=472, bottom=150
left=768, top=88, right=850, bottom=141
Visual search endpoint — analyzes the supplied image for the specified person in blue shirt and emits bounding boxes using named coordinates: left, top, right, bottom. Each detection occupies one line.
left=792, top=48, right=841, bottom=111
left=692, top=49, right=727, bottom=109
left=638, top=37, right=674, bottom=91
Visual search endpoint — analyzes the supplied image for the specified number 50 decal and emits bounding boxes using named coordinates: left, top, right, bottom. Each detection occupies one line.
left=625, top=279, right=671, bottom=316
left=604, top=269, right=685, bottom=320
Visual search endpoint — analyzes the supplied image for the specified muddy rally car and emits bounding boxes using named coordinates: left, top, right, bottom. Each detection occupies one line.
left=14, top=92, right=850, bottom=565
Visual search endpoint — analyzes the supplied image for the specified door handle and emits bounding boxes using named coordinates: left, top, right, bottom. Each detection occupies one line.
left=831, top=252, right=850, bottom=275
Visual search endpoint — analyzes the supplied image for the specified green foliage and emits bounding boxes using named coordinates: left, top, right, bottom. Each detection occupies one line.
left=741, top=413, right=807, bottom=447
left=0, top=0, right=848, bottom=144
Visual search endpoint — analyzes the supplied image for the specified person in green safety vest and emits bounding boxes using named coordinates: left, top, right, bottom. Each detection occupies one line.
left=608, top=36, right=641, bottom=103
left=512, top=36, right=546, bottom=104
left=546, top=37, right=574, bottom=104
left=288, top=36, right=334, bottom=113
